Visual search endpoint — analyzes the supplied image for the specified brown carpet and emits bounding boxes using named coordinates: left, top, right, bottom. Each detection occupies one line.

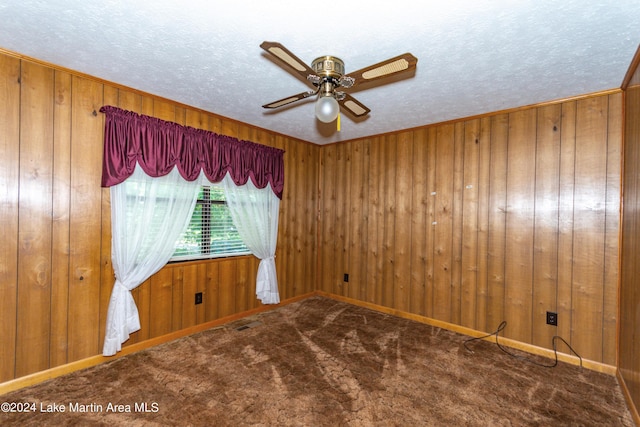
left=0, top=296, right=633, bottom=426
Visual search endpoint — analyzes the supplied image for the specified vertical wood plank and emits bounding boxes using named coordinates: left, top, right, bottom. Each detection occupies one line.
left=171, top=266, right=184, bottom=332
left=475, top=117, right=492, bottom=332
left=174, top=107, right=186, bottom=126
left=194, top=263, right=207, bottom=325
left=461, top=119, right=480, bottom=329
left=119, top=89, right=142, bottom=112
left=366, top=137, right=384, bottom=305
left=207, top=113, right=223, bottom=135
left=0, top=54, right=21, bottom=382
left=148, top=268, right=174, bottom=337
left=602, top=92, right=621, bottom=366
left=185, top=107, right=206, bottom=129
left=218, top=259, right=236, bottom=318
left=572, top=96, right=608, bottom=362
left=433, top=124, right=455, bottom=322
left=382, top=135, right=397, bottom=307
left=424, top=127, right=438, bottom=318
left=154, top=99, right=177, bottom=122
left=180, top=264, right=200, bottom=328
left=319, top=145, right=336, bottom=293
left=204, top=261, right=220, bottom=322
left=556, top=101, right=576, bottom=353
left=15, top=61, right=54, bottom=377
left=67, top=75, right=103, bottom=361
left=450, top=122, right=465, bottom=325
left=632, top=87, right=640, bottom=406
left=235, top=257, right=249, bottom=313
left=532, top=104, right=561, bottom=349
left=291, top=136, right=306, bottom=298
left=486, top=114, right=509, bottom=331
left=504, top=108, right=537, bottom=343
left=348, top=139, right=366, bottom=300
left=141, top=96, right=154, bottom=116
left=621, top=81, right=640, bottom=405
left=304, top=142, right=320, bottom=296
left=50, top=70, right=72, bottom=367
left=334, top=142, right=350, bottom=296
left=290, top=137, right=304, bottom=298
left=394, top=131, right=413, bottom=311
left=410, top=129, right=428, bottom=316
left=220, top=118, right=239, bottom=139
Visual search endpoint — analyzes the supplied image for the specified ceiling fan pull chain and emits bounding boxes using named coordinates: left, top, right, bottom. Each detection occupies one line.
left=337, top=113, right=341, bottom=132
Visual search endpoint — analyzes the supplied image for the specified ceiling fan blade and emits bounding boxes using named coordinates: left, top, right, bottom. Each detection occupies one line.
left=262, top=90, right=317, bottom=109
left=344, top=53, right=417, bottom=89
left=338, top=93, right=371, bottom=117
left=260, top=41, right=316, bottom=85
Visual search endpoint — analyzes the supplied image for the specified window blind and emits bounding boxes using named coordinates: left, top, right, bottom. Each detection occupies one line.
left=171, top=184, right=249, bottom=261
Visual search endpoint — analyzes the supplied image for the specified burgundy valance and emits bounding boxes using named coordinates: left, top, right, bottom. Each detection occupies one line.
left=100, top=106, right=285, bottom=199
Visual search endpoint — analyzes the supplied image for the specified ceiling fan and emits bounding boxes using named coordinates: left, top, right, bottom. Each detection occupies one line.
left=260, top=41, right=418, bottom=123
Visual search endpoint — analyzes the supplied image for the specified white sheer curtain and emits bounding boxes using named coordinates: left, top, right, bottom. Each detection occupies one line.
left=221, top=173, right=280, bottom=304
left=103, top=165, right=201, bottom=356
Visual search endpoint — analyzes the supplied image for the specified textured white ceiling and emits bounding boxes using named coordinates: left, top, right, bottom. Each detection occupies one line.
left=0, top=1, right=638, bottom=144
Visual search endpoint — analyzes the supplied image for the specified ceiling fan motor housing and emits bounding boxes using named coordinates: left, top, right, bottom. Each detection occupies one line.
left=312, top=56, right=345, bottom=79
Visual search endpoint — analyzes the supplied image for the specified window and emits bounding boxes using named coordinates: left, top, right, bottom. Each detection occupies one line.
left=171, top=184, right=249, bottom=261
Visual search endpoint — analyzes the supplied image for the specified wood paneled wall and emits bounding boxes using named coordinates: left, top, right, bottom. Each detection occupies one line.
left=318, top=93, right=622, bottom=365
left=0, top=47, right=627, bottom=386
left=0, top=52, right=319, bottom=383
left=620, top=53, right=640, bottom=417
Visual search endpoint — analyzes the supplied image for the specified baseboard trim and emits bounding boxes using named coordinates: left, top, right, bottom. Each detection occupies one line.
left=0, top=292, right=313, bottom=396
left=318, top=291, right=617, bottom=376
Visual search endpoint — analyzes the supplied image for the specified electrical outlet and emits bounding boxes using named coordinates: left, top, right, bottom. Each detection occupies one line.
left=546, top=311, right=558, bottom=326
left=344, top=273, right=349, bottom=282
left=195, top=292, right=203, bottom=305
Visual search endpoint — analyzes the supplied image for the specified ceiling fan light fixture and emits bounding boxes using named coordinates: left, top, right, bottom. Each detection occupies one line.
left=315, top=94, right=339, bottom=123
